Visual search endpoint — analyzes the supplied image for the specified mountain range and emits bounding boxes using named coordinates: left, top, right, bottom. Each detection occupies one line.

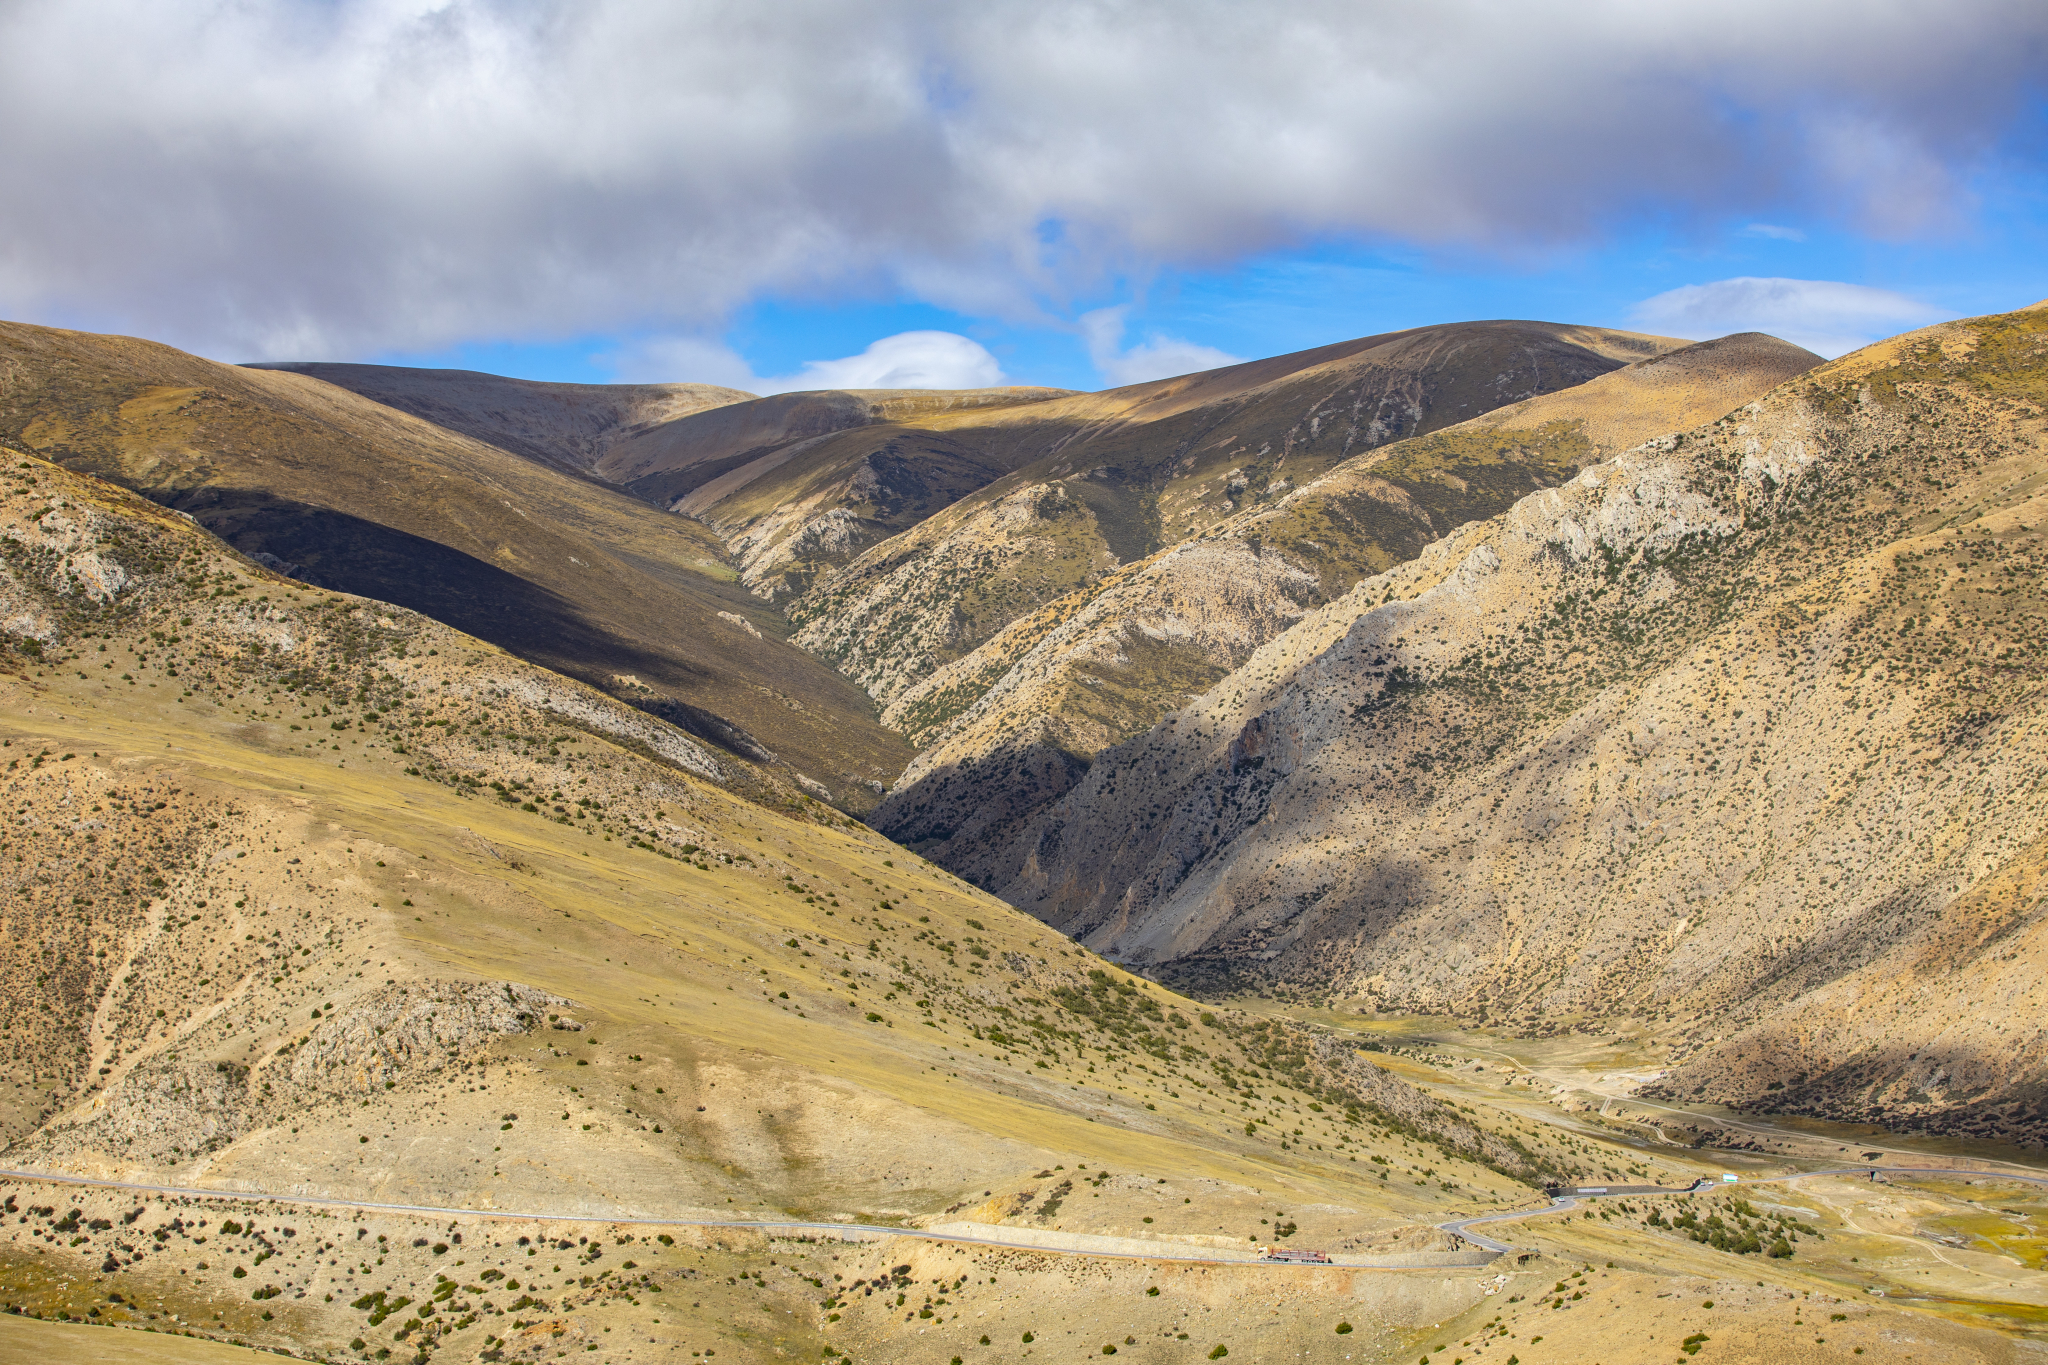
left=5, top=301, right=2048, bottom=1364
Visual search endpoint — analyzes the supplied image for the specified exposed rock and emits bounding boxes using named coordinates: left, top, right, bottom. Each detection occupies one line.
left=873, top=333, right=1819, bottom=879
left=283, top=979, right=569, bottom=1097
left=996, top=303, right=2048, bottom=1143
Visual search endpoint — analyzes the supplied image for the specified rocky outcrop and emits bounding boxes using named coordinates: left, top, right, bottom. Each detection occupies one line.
left=283, top=979, right=570, bottom=1097
left=24, top=981, right=568, bottom=1166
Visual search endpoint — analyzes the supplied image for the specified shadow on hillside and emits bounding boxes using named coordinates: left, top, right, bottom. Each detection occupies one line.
left=163, top=488, right=768, bottom=762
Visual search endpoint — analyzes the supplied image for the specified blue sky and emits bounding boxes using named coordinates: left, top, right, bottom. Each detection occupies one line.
left=4, top=1, right=2045, bottom=395
left=377, top=199, right=2048, bottom=392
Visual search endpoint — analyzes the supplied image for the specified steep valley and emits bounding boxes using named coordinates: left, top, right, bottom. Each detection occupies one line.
left=4, top=306, right=2048, bottom=1364
left=788, top=320, right=1690, bottom=709
left=0, top=446, right=1835, bottom=1365
left=995, top=303, right=2048, bottom=1156
left=867, top=333, right=1821, bottom=876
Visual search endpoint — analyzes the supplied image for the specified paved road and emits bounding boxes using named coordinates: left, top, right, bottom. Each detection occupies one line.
left=3, top=1163, right=2043, bottom=1270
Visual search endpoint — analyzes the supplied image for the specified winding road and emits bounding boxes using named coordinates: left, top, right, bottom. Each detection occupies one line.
left=1444, top=1166, right=2048, bottom=1254
left=1, top=1163, right=2044, bottom=1271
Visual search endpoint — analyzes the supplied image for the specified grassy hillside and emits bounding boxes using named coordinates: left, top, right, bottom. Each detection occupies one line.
left=1000, top=302, right=2048, bottom=1149
left=0, top=444, right=2032, bottom=1365
left=0, top=322, right=909, bottom=810
left=0, top=449, right=1594, bottom=1361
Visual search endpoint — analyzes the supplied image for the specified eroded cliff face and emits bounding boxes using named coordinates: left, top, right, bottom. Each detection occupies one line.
left=870, top=334, right=1819, bottom=878
left=986, top=304, right=2048, bottom=1144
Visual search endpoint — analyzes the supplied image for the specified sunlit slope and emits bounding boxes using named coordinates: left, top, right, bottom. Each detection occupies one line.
left=868, top=333, right=1818, bottom=884
left=1005, top=301, right=2048, bottom=1147
left=0, top=453, right=1609, bottom=1234
left=249, top=361, right=756, bottom=478
left=792, top=320, right=1690, bottom=710
left=604, top=386, right=1078, bottom=493
left=603, top=386, right=1077, bottom=604
left=0, top=320, right=908, bottom=807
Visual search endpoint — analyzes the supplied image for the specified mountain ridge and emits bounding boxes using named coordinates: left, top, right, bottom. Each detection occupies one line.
left=867, top=332, right=1821, bottom=879
left=248, top=360, right=756, bottom=479
left=5, top=308, right=2047, bottom=1364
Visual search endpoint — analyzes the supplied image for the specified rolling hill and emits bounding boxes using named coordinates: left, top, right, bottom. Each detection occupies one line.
left=2, top=313, right=2044, bottom=1365
left=248, top=362, right=755, bottom=479
left=0, top=322, right=909, bottom=809
left=789, top=321, right=1693, bottom=709
left=0, top=447, right=1604, bottom=1362
left=607, top=386, right=1080, bottom=601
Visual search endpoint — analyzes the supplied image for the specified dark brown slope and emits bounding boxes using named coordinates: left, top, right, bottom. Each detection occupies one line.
left=605, top=386, right=1079, bottom=601
left=0, top=320, right=910, bottom=807
left=601, top=386, right=1077, bottom=498
left=247, top=361, right=754, bottom=478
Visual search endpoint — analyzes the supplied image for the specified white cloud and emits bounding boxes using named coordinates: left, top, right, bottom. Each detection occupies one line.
left=1081, top=307, right=1242, bottom=387
left=1741, top=223, right=1807, bottom=242
left=756, top=331, right=1006, bottom=393
left=609, top=330, right=1004, bottom=392
left=1630, top=277, right=1951, bottom=357
left=0, top=1, right=2042, bottom=359
left=605, top=336, right=761, bottom=390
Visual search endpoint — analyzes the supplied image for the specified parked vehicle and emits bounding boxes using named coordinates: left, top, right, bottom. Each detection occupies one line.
left=1260, top=1246, right=1332, bottom=1264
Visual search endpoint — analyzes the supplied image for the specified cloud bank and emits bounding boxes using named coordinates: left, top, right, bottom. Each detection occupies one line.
left=1, top=0, right=2042, bottom=360
left=1631, top=277, right=1952, bottom=357
left=1081, top=308, right=1244, bottom=387
left=612, top=330, right=1007, bottom=394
